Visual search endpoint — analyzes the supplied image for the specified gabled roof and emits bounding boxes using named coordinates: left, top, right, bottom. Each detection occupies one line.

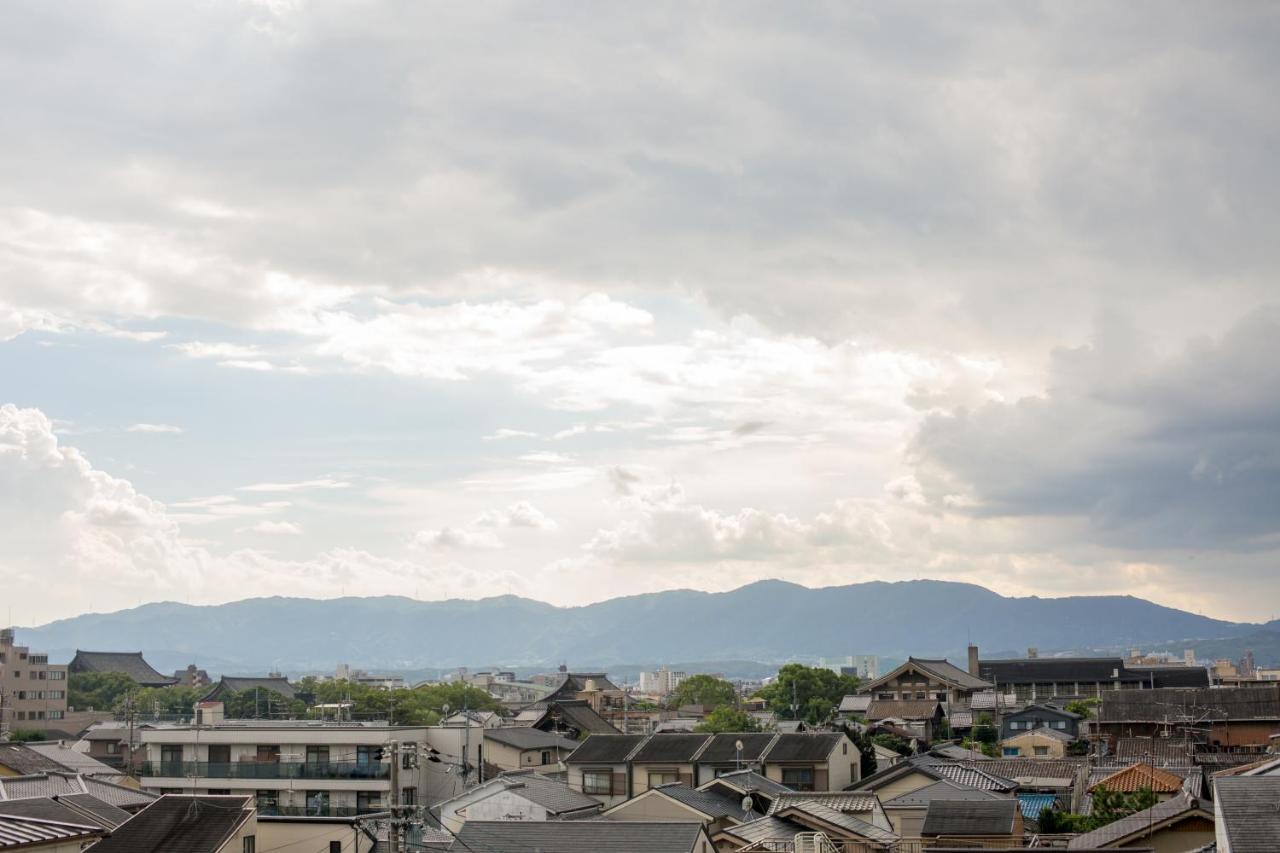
left=54, top=794, right=133, bottom=829
left=1214, top=777, right=1280, bottom=853
left=68, top=651, right=176, bottom=686
left=928, top=763, right=1017, bottom=792
left=1005, top=702, right=1082, bottom=721
left=772, top=803, right=898, bottom=843
left=629, top=734, right=712, bottom=764
left=956, top=757, right=1085, bottom=785
left=436, top=771, right=600, bottom=817
left=929, top=744, right=989, bottom=761
left=1112, top=736, right=1195, bottom=767
left=542, top=673, right=622, bottom=703
left=0, top=813, right=104, bottom=849
left=86, top=795, right=255, bottom=853
left=882, top=780, right=1002, bottom=808
left=766, top=792, right=879, bottom=816
left=762, top=733, right=845, bottom=763
left=483, top=727, right=579, bottom=753
left=455, top=819, right=708, bottom=853
left=839, top=695, right=871, bottom=714
left=699, top=770, right=792, bottom=799
left=201, top=676, right=296, bottom=701
left=1213, top=756, right=1280, bottom=778
left=644, top=784, right=758, bottom=821
left=1089, top=762, right=1185, bottom=793
left=845, top=759, right=942, bottom=792
left=0, top=773, right=157, bottom=811
left=1003, top=726, right=1074, bottom=743
left=563, top=734, right=646, bottom=764
left=23, top=743, right=121, bottom=777
left=1069, top=792, right=1209, bottom=849
left=860, top=658, right=991, bottom=694
left=866, top=699, right=942, bottom=721
left=0, top=794, right=130, bottom=831
left=980, top=657, right=1129, bottom=685
left=697, top=733, right=777, bottom=764
left=922, top=798, right=1018, bottom=836
left=0, top=745, right=70, bottom=776
left=713, top=815, right=804, bottom=846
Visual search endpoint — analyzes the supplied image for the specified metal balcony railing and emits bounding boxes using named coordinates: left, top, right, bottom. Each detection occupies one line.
left=141, top=761, right=390, bottom=780
left=256, top=805, right=385, bottom=818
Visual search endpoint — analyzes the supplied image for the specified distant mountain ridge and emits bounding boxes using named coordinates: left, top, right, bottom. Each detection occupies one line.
left=20, top=579, right=1256, bottom=674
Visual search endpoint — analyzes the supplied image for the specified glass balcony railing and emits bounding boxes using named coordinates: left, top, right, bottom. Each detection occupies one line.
left=256, top=805, right=386, bottom=818
left=141, top=761, right=390, bottom=780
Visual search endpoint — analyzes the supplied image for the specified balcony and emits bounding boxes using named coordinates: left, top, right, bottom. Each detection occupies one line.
left=256, top=805, right=386, bottom=818
left=141, top=761, right=390, bottom=780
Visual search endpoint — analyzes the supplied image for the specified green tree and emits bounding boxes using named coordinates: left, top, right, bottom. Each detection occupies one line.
left=871, top=732, right=913, bottom=757
left=123, top=686, right=203, bottom=717
left=694, top=707, right=761, bottom=733
left=6, top=729, right=46, bottom=742
left=754, top=664, right=861, bottom=725
left=1088, top=785, right=1157, bottom=829
left=840, top=724, right=879, bottom=777
left=68, top=672, right=137, bottom=711
left=667, top=675, right=737, bottom=710
left=971, top=712, right=997, bottom=745
left=298, top=679, right=500, bottom=725
left=1065, top=698, right=1098, bottom=720
left=221, top=688, right=306, bottom=719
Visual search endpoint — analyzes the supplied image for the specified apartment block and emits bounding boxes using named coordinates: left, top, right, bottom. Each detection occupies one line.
left=0, top=628, right=69, bottom=733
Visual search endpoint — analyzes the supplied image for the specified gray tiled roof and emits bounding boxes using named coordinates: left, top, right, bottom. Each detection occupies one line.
left=957, top=757, right=1084, bottom=784
left=55, top=794, right=133, bottom=829
left=652, top=784, right=758, bottom=821
left=564, top=734, right=646, bottom=764
left=0, top=813, right=103, bottom=848
left=766, top=792, right=879, bottom=816
left=23, top=743, right=121, bottom=777
left=87, top=796, right=255, bottom=853
left=910, top=658, right=993, bottom=690
left=1068, top=792, right=1207, bottom=849
left=698, top=733, right=777, bottom=764
left=1214, top=777, right=1280, bottom=853
left=203, top=676, right=296, bottom=700
left=484, top=727, right=580, bottom=753
left=1099, top=685, right=1280, bottom=724
left=0, top=744, right=70, bottom=776
left=717, top=815, right=804, bottom=845
left=763, top=733, right=844, bottom=763
left=0, top=798, right=105, bottom=829
left=776, top=803, right=898, bottom=843
left=866, top=700, right=941, bottom=721
left=494, top=772, right=602, bottom=816
left=629, top=734, right=712, bottom=764
left=882, top=780, right=1003, bottom=807
left=922, top=798, right=1018, bottom=836
left=455, top=820, right=706, bottom=853
left=700, top=770, right=792, bottom=798
left=929, top=763, right=1018, bottom=791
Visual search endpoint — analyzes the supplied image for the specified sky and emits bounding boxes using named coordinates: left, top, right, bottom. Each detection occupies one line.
left=2, top=1, right=1279, bottom=626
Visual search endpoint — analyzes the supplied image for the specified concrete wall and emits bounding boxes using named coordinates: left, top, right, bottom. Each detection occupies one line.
left=257, top=819, right=376, bottom=853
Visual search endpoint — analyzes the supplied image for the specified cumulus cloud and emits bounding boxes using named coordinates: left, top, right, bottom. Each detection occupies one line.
left=238, top=520, right=302, bottom=535
left=413, top=500, right=557, bottom=550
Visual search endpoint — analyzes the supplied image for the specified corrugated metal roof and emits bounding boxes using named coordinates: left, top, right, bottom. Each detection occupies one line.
left=0, top=813, right=103, bottom=848
left=1017, top=792, right=1058, bottom=819
left=456, top=820, right=706, bottom=853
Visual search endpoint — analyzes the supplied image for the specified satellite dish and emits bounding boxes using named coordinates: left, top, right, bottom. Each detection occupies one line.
left=741, top=795, right=754, bottom=813
left=735, top=740, right=744, bottom=751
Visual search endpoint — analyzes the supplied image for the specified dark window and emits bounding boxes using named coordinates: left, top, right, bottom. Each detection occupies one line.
left=357, top=791, right=381, bottom=812
left=256, top=791, right=279, bottom=815
left=306, top=745, right=330, bottom=765
left=781, top=767, right=815, bottom=791
left=306, top=791, right=329, bottom=816
left=401, top=787, right=416, bottom=805
left=540, top=750, right=551, bottom=765
left=330, top=843, right=341, bottom=853
left=242, top=836, right=255, bottom=853
left=583, top=769, right=612, bottom=794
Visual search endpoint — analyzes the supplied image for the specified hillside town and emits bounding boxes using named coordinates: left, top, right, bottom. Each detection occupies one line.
left=2, top=627, right=1279, bottom=852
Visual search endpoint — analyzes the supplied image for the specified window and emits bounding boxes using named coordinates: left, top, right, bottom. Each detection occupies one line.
left=357, top=791, right=382, bottom=812
left=48, top=710, right=63, bottom=720
left=49, top=671, right=65, bottom=680
left=256, top=745, right=280, bottom=763
left=330, top=843, right=342, bottom=853
left=583, top=769, right=613, bottom=795
left=106, top=742, right=121, bottom=755
left=15, top=712, right=24, bottom=720
left=242, top=836, right=255, bottom=853
left=842, top=743, right=848, bottom=755
left=207, top=789, right=231, bottom=796
left=648, top=770, right=679, bottom=788
left=1033, top=746, right=1050, bottom=756
left=306, top=790, right=329, bottom=816
left=47, top=690, right=63, bottom=699
left=305, top=745, right=330, bottom=765
left=15, top=691, right=25, bottom=700
left=256, top=791, right=279, bottom=815
left=1003, top=747, right=1020, bottom=756
left=781, top=767, right=815, bottom=791
left=1051, top=720, right=1066, bottom=730
left=401, top=787, right=416, bottom=806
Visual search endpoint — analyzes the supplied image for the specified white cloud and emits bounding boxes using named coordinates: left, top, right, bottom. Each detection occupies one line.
left=126, top=423, right=183, bottom=434
left=518, top=452, right=573, bottom=464
left=413, top=500, right=557, bottom=550
left=482, top=428, right=537, bottom=441
left=238, top=520, right=302, bottom=535
left=238, top=478, right=351, bottom=492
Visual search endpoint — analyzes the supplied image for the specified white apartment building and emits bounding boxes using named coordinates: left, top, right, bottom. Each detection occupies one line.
left=638, top=667, right=687, bottom=696
left=137, top=702, right=486, bottom=817
left=819, top=655, right=880, bottom=680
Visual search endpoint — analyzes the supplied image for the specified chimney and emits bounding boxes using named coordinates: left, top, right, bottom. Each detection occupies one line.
left=968, top=645, right=980, bottom=676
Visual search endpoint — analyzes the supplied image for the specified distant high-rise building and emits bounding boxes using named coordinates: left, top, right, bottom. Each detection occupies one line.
left=820, top=655, right=879, bottom=680
left=639, top=666, right=686, bottom=696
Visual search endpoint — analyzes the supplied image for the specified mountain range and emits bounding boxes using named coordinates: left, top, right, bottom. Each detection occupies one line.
left=19, top=579, right=1271, bottom=675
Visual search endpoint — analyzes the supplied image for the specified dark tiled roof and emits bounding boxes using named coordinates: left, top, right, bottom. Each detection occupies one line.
left=698, top=733, right=777, bottom=764
left=0, top=773, right=157, bottom=811
left=715, top=815, right=804, bottom=845
left=1068, top=792, right=1208, bottom=849
left=1113, top=736, right=1195, bottom=767
left=652, top=784, right=757, bottom=821
left=24, top=743, right=121, bottom=776
left=980, top=657, right=1129, bottom=685
left=55, top=794, right=133, bottom=829
left=203, top=676, right=296, bottom=700
left=1215, top=777, right=1280, bottom=853
left=68, top=651, right=176, bottom=686
left=0, top=744, right=71, bottom=775
left=928, top=763, right=1017, bottom=792
left=455, top=820, right=705, bottom=853
left=866, top=700, right=941, bottom=721
left=882, top=780, right=1003, bottom=807
left=780, top=803, right=898, bottom=844
left=700, top=770, right=792, bottom=798
left=1128, top=665, right=1214, bottom=688
left=922, top=798, right=1018, bottom=836
left=911, top=658, right=993, bottom=690
left=88, top=796, right=253, bottom=853
left=763, top=733, right=844, bottom=763
left=631, top=734, right=711, bottom=764
left=1006, top=703, right=1082, bottom=721
left=484, top=727, right=579, bottom=753
left=1099, top=685, right=1280, bottom=723
left=958, top=757, right=1085, bottom=783
left=0, top=813, right=103, bottom=848
left=564, top=734, right=646, bottom=764
left=0, top=798, right=102, bottom=828
left=533, top=701, right=620, bottom=735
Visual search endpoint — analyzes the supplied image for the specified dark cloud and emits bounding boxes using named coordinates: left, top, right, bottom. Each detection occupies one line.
left=912, top=308, right=1280, bottom=550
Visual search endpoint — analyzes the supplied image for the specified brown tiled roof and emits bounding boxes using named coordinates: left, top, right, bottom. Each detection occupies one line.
left=1088, top=762, right=1184, bottom=793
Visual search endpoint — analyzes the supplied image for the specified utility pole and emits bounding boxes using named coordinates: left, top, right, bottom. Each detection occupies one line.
left=387, top=740, right=400, bottom=853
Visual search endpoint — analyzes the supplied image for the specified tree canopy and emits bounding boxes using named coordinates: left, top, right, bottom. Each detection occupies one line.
left=754, top=664, right=861, bottom=724
left=295, top=677, right=502, bottom=725
left=69, top=672, right=137, bottom=711
left=667, top=675, right=737, bottom=710
left=694, top=706, right=761, bottom=733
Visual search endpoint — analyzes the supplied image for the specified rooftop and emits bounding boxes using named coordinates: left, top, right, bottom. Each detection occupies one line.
left=455, top=819, right=707, bottom=853
left=0, top=813, right=104, bottom=850
left=82, top=795, right=254, bottom=853
left=68, top=651, right=176, bottom=686
left=1215, top=776, right=1280, bottom=853
left=1088, top=762, right=1186, bottom=794
left=483, top=727, right=580, bottom=753
left=1069, top=792, right=1207, bottom=849
left=922, top=798, right=1019, bottom=836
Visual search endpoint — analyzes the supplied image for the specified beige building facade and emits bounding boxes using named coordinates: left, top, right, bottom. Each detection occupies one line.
left=0, top=628, right=69, bottom=734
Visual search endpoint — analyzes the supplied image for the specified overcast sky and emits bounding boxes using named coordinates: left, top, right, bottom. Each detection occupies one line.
left=3, top=1, right=1278, bottom=625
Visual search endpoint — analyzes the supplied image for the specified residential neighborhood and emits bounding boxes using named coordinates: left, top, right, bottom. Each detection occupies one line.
left=2, top=626, right=1280, bottom=852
